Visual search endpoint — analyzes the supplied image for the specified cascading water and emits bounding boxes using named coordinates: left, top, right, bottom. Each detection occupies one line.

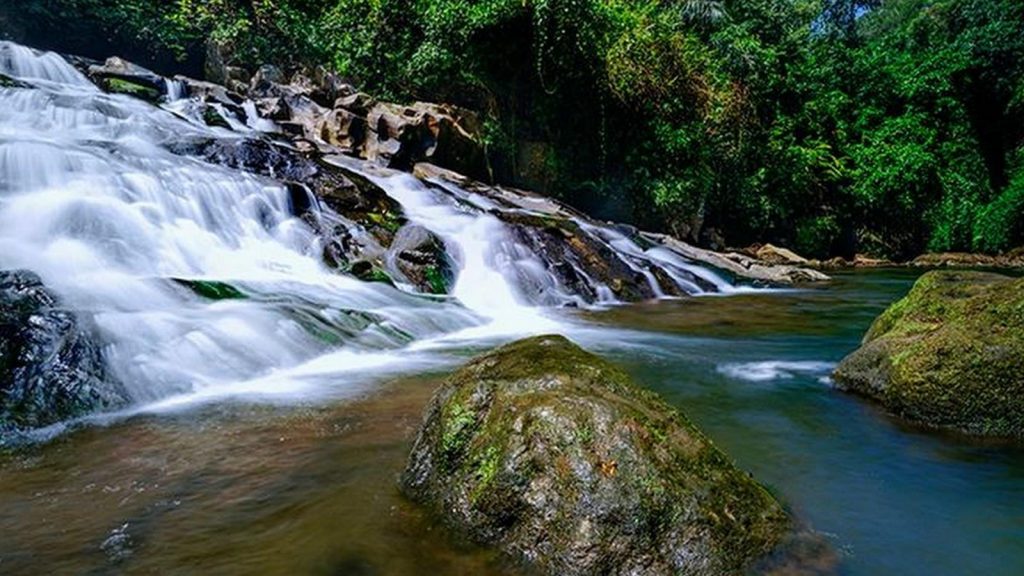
left=0, top=41, right=744, bottom=422
left=0, top=42, right=555, bottom=415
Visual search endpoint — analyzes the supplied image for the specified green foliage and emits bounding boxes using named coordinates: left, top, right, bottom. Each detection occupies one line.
left=974, top=166, right=1024, bottom=253
left=13, top=0, right=1024, bottom=257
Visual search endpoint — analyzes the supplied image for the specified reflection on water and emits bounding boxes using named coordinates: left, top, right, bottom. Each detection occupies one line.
left=4, top=271, right=1024, bottom=576
left=0, top=376, right=509, bottom=576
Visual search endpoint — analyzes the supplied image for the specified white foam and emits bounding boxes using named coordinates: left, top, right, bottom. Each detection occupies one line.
left=717, top=360, right=835, bottom=382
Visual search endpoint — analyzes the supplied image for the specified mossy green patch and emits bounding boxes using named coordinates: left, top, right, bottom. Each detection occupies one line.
left=423, top=265, right=448, bottom=295
left=835, top=271, right=1024, bottom=438
left=367, top=210, right=402, bottom=234
left=102, top=77, right=161, bottom=101
left=172, top=278, right=247, bottom=300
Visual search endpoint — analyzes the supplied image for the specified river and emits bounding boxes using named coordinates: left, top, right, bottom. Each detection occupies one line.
left=2, top=42, right=1024, bottom=576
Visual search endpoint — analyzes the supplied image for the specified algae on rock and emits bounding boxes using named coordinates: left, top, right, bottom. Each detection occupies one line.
left=834, top=271, right=1024, bottom=438
left=402, top=335, right=790, bottom=575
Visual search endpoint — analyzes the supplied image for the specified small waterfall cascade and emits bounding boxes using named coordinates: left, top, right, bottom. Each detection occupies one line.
left=0, top=42, right=539, bottom=409
left=0, top=41, right=746, bottom=416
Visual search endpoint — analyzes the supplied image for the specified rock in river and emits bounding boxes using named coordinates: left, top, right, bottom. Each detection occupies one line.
left=0, top=270, right=126, bottom=436
left=401, top=335, right=790, bottom=575
left=834, top=271, right=1024, bottom=439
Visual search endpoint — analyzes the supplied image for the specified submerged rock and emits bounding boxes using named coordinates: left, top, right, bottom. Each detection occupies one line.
left=0, top=270, right=125, bottom=435
left=402, top=335, right=790, bottom=575
left=834, top=271, right=1024, bottom=438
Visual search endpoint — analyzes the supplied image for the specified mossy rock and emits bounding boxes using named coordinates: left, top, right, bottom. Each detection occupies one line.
left=402, top=335, right=790, bottom=575
left=834, top=271, right=1024, bottom=438
left=100, top=77, right=162, bottom=102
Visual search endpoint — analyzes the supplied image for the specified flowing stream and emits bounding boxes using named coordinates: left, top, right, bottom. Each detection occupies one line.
left=3, top=43, right=1024, bottom=576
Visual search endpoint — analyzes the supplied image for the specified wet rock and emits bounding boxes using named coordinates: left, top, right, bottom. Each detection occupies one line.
left=0, top=270, right=126, bottom=434
left=100, top=523, right=134, bottom=563
left=88, top=56, right=166, bottom=102
left=402, top=335, right=792, bottom=575
left=250, top=64, right=286, bottom=92
left=171, top=279, right=247, bottom=300
left=168, top=138, right=404, bottom=267
left=318, top=107, right=367, bottom=153
left=910, top=251, right=1024, bottom=268
left=173, top=75, right=245, bottom=106
left=414, top=162, right=826, bottom=301
left=499, top=211, right=662, bottom=302
left=335, top=92, right=377, bottom=117
left=750, top=244, right=809, bottom=266
left=204, top=39, right=228, bottom=84
left=0, top=72, right=31, bottom=88
left=643, top=233, right=831, bottom=286
left=386, top=224, right=456, bottom=294
left=362, top=102, right=487, bottom=180
left=834, top=271, right=1024, bottom=438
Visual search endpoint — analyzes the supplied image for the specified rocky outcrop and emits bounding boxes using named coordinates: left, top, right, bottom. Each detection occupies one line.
left=746, top=244, right=810, bottom=266
left=909, top=251, right=1024, bottom=269
left=82, top=50, right=826, bottom=298
left=0, top=270, right=126, bottom=436
left=402, top=335, right=791, bottom=575
left=87, top=56, right=168, bottom=102
left=415, top=163, right=829, bottom=292
left=834, top=271, right=1024, bottom=438
left=362, top=102, right=487, bottom=179
left=645, top=233, right=831, bottom=286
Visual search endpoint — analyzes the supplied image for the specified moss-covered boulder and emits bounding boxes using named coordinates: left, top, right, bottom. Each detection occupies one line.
left=401, top=335, right=790, bottom=575
left=834, top=271, right=1024, bottom=438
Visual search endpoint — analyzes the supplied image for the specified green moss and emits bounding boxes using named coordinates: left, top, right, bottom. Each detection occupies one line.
left=470, top=445, right=501, bottom=502
left=102, top=77, right=161, bottom=101
left=0, top=74, right=29, bottom=88
left=202, top=106, right=232, bottom=129
left=836, top=271, right=1024, bottom=438
left=423, top=265, right=448, bottom=295
left=441, top=400, right=477, bottom=469
left=347, top=262, right=394, bottom=286
left=172, top=278, right=247, bottom=300
left=367, top=210, right=402, bottom=234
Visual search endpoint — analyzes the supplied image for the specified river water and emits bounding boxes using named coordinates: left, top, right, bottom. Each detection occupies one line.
left=2, top=42, right=1024, bottom=575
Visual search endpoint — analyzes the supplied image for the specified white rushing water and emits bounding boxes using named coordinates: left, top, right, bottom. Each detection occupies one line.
left=0, top=42, right=741, bottom=419
left=0, top=42, right=550, bottom=412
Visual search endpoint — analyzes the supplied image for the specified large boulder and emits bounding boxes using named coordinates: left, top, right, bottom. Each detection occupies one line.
left=834, top=271, right=1024, bottom=438
left=0, top=270, right=125, bottom=435
left=402, top=335, right=791, bottom=575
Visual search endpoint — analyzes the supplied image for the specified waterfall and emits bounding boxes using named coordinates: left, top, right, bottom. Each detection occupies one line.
left=0, top=41, right=743, bottom=418
left=0, top=42, right=538, bottom=410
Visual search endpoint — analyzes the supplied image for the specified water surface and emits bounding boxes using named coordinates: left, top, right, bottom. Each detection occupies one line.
left=5, top=271, right=1024, bottom=575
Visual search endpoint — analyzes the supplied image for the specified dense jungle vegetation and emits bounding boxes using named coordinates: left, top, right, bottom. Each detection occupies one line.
left=5, top=0, right=1023, bottom=259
